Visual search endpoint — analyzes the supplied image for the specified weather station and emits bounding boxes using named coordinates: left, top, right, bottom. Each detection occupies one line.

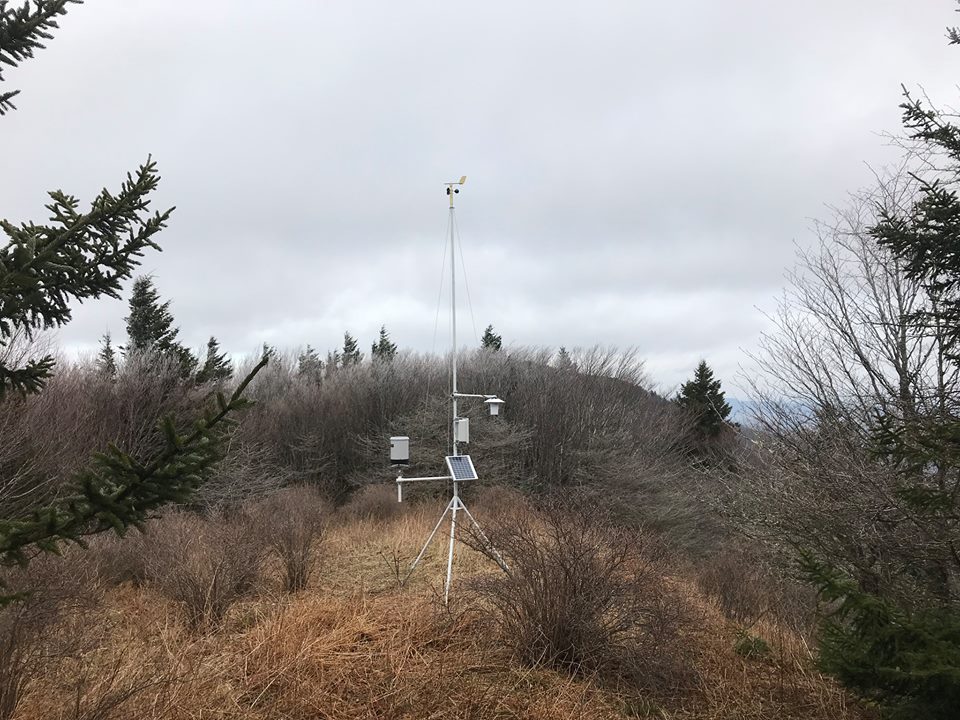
left=390, top=176, right=508, bottom=604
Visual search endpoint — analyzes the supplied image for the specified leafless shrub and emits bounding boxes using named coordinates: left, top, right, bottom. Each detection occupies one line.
left=145, top=511, right=267, bottom=631
left=466, top=497, right=692, bottom=691
left=62, top=646, right=181, bottom=720
left=471, top=484, right=526, bottom=517
left=340, top=484, right=401, bottom=522
left=0, top=553, right=102, bottom=720
left=695, top=545, right=815, bottom=632
left=255, top=486, right=332, bottom=593
left=89, top=529, right=153, bottom=586
left=192, top=436, right=290, bottom=511
left=696, top=546, right=769, bottom=623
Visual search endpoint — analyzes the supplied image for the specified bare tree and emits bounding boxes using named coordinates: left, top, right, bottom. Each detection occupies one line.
left=735, top=162, right=960, bottom=602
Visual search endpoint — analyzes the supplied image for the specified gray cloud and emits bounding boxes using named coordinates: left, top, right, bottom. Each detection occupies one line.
left=2, top=0, right=956, bottom=388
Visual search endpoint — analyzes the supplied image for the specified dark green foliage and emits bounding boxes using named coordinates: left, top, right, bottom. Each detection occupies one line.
left=297, top=344, right=323, bottom=382
left=800, top=550, right=960, bottom=719
left=481, top=324, right=502, bottom=351
left=0, top=160, right=171, bottom=399
left=0, top=0, right=78, bottom=114
left=125, top=276, right=178, bottom=351
left=675, top=360, right=731, bottom=439
left=195, top=336, right=233, bottom=385
left=341, top=331, right=362, bottom=366
left=734, top=631, right=770, bottom=660
left=95, top=332, right=117, bottom=380
left=124, top=276, right=196, bottom=377
left=870, top=47, right=960, bottom=358
left=370, top=325, right=396, bottom=363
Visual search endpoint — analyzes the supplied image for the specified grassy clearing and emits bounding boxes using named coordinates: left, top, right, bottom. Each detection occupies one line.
left=13, top=495, right=870, bottom=720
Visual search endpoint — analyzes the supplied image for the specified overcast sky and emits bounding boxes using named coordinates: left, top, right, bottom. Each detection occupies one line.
left=3, top=1, right=958, bottom=390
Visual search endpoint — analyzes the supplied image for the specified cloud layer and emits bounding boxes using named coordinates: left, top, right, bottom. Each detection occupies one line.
left=2, top=0, right=957, bottom=389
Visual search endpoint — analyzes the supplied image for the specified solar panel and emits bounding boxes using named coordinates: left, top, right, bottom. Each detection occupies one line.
left=446, top=454, right=478, bottom=481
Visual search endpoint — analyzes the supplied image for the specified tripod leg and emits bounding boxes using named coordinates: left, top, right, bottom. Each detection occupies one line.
left=443, top=497, right=459, bottom=604
left=402, top=499, right=453, bottom=585
left=460, top=502, right=509, bottom=573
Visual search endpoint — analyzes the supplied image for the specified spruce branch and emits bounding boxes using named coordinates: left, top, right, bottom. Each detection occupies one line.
left=0, top=354, right=53, bottom=398
left=0, top=0, right=80, bottom=114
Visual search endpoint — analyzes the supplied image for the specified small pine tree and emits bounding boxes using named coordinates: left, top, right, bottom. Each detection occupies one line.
left=125, top=276, right=178, bottom=352
left=371, top=325, right=397, bottom=362
left=676, top=360, right=732, bottom=439
left=124, top=276, right=196, bottom=377
left=95, top=332, right=118, bottom=380
left=325, top=348, right=341, bottom=374
left=341, top=332, right=363, bottom=366
left=555, top=346, right=575, bottom=371
left=799, top=548, right=960, bottom=719
left=195, top=336, right=233, bottom=385
left=481, top=324, right=502, bottom=351
left=297, top=345, right=323, bottom=383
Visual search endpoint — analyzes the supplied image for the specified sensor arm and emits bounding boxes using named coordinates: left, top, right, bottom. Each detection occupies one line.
left=395, top=473, right=453, bottom=502
left=452, top=392, right=498, bottom=399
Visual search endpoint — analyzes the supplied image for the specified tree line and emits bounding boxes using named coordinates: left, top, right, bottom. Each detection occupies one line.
left=99, top=275, right=513, bottom=386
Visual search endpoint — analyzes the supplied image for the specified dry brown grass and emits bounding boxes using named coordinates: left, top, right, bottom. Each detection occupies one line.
left=11, top=491, right=871, bottom=720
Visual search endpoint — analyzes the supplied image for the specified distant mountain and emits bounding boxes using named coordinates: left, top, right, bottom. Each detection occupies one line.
left=726, top=397, right=761, bottom=426
left=726, top=397, right=811, bottom=427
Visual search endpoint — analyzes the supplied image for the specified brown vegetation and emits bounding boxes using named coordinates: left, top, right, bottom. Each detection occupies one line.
left=255, top=485, right=332, bottom=593
left=467, top=496, right=693, bottom=692
left=141, top=511, right=267, bottom=631
left=2, top=492, right=869, bottom=720
left=0, top=339, right=876, bottom=717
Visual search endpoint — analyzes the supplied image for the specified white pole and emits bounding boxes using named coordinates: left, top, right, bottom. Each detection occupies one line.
left=447, top=183, right=459, bottom=605
left=450, top=188, right=458, bottom=458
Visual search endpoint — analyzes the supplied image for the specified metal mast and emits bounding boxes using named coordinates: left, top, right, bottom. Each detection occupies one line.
left=445, top=176, right=464, bottom=602
left=394, top=175, right=507, bottom=604
left=449, top=181, right=458, bottom=458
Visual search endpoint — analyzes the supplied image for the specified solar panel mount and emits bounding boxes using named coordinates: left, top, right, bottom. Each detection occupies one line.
left=445, top=454, right=479, bottom=481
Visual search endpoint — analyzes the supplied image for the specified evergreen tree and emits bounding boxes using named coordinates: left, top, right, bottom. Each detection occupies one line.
left=325, top=348, right=341, bottom=374
left=371, top=325, right=397, bottom=362
left=675, top=360, right=731, bottom=439
left=125, top=276, right=178, bottom=352
left=195, top=336, right=233, bottom=385
left=555, top=346, right=575, bottom=371
left=124, top=275, right=196, bottom=377
left=297, top=344, right=323, bottom=383
left=341, top=331, right=363, bottom=366
left=481, top=324, right=502, bottom=351
left=95, top=332, right=118, bottom=380
left=0, top=0, right=267, bottom=601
